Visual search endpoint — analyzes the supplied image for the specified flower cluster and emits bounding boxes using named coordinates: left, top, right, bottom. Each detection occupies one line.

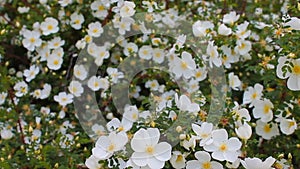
left=0, top=0, right=299, bottom=168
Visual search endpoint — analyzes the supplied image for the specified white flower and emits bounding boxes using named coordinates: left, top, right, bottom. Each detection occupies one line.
left=14, top=81, right=28, bottom=97
left=223, top=11, right=240, bottom=25
left=255, top=120, right=279, bottom=140
left=243, top=83, right=263, bottom=107
left=23, top=65, right=39, bottom=82
left=192, top=20, right=214, bottom=37
left=87, top=76, right=109, bottom=91
left=192, top=122, right=213, bottom=146
left=203, top=129, right=242, bottom=162
left=68, top=80, right=84, bottom=97
left=40, top=83, right=51, bottom=99
left=47, top=55, right=63, bottom=70
left=22, top=30, right=42, bottom=51
left=106, top=118, right=132, bottom=133
left=277, top=58, right=300, bottom=91
left=120, top=1, right=136, bottom=17
left=92, top=132, right=128, bottom=160
left=234, top=39, right=251, bottom=55
left=175, top=93, right=200, bottom=113
left=152, top=48, right=165, bottom=63
left=17, top=6, right=30, bottom=13
left=284, top=17, right=300, bottom=30
left=40, top=17, right=59, bottom=35
left=172, top=51, right=196, bottom=79
left=73, top=64, right=88, bottom=81
left=87, top=21, right=103, bottom=37
left=91, top=124, right=106, bottom=136
left=54, top=92, right=74, bottom=107
left=205, top=41, right=222, bottom=67
left=107, top=67, right=124, bottom=83
left=235, top=123, right=252, bottom=140
left=235, top=21, right=251, bottom=39
left=218, top=23, right=232, bottom=36
left=241, top=157, right=276, bottom=169
left=123, top=105, right=139, bottom=124
left=1, top=128, right=14, bottom=140
left=228, top=72, right=241, bottom=91
left=115, top=17, right=135, bottom=35
left=85, top=155, right=102, bottom=169
left=124, top=42, right=138, bottom=56
left=170, top=151, right=187, bottom=169
left=186, top=151, right=223, bottom=169
left=252, top=98, right=274, bottom=122
left=90, top=0, right=109, bottom=19
left=139, top=45, right=153, bottom=60
left=279, top=118, right=297, bottom=135
left=145, top=80, right=159, bottom=91
left=194, top=67, right=207, bottom=81
left=0, top=92, right=7, bottom=105
left=58, top=0, right=73, bottom=7
left=48, top=37, right=65, bottom=49
left=130, top=128, right=172, bottom=169
left=70, top=13, right=84, bottom=30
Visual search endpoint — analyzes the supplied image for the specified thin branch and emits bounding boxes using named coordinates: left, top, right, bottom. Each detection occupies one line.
left=8, top=88, right=25, bottom=144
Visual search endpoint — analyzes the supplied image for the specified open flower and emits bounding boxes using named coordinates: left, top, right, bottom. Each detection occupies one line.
left=54, top=92, right=74, bottom=107
left=70, top=12, right=84, bottom=30
left=14, top=81, right=28, bottom=97
left=243, top=83, right=263, bottom=107
left=192, top=122, right=213, bottom=146
left=203, top=129, right=242, bottom=162
left=241, top=156, right=276, bottom=169
left=87, top=21, right=103, bottom=37
left=175, top=93, right=200, bottom=113
left=92, top=132, right=128, bottom=160
left=23, top=65, right=40, bottom=82
left=228, top=72, right=241, bottom=91
left=68, top=80, right=84, bottom=97
left=252, top=98, right=274, bottom=122
left=73, top=64, right=88, bottom=81
left=255, top=120, right=279, bottom=140
left=223, top=11, right=240, bottom=25
left=279, top=118, right=297, bottom=135
left=186, top=151, right=223, bottom=169
left=22, top=30, right=42, bottom=51
left=192, top=20, right=214, bottom=37
left=120, top=1, right=136, bottom=17
left=277, top=57, right=300, bottom=91
left=205, top=41, right=222, bottom=67
left=170, top=151, right=187, bottom=169
left=172, top=51, right=196, bottom=79
left=40, top=17, right=59, bottom=35
left=130, top=128, right=172, bottom=169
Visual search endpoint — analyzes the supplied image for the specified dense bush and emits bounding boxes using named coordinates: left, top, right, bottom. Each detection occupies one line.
left=0, top=0, right=300, bottom=168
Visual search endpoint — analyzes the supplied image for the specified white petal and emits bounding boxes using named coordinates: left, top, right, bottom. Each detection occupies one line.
left=287, top=75, right=300, bottom=91
left=154, top=142, right=172, bottom=161
left=194, top=151, right=211, bottom=162
left=148, top=156, right=165, bottom=169
left=227, top=137, right=242, bottom=151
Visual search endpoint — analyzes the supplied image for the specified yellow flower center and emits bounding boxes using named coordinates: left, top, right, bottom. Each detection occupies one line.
left=146, top=146, right=154, bottom=154
left=53, top=60, right=59, bottom=65
left=98, top=5, right=105, bottom=11
left=47, top=25, right=53, bottom=30
left=202, top=162, right=212, bottom=169
left=293, top=64, right=300, bottom=75
left=181, top=61, right=188, bottom=70
left=30, top=38, right=36, bottom=43
left=107, top=144, right=115, bottom=152
left=263, top=105, right=270, bottom=114
left=176, top=155, right=183, bottom=162
left=251, top=92, right=257, bottom=99
left=219, top=143, right=227, bottom=152
left=288, top=121, right=296, bottom=128
left=264, top=124, right=271, bottom=133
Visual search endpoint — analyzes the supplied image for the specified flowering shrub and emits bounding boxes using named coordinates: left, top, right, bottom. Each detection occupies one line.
left=0, top=0, right=300, bottom=168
